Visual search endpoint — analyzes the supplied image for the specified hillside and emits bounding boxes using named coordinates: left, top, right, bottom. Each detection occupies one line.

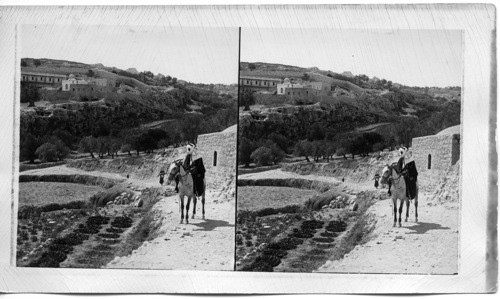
left=238, top=62, right=461, bottom=164
left=19, top=58, right=237, bottom=165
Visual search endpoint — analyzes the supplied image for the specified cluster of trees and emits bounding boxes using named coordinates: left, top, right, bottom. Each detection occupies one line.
left=78, top=128, right=172, bottom=159
left=20, top=85, right=40, bottom=107
left=20, top=85, right=237, bottom=164
left=326, top=72, right=394, bottom=90
left=239, top=89, right=255, bottom=111
left=20, top=129, right=73, bottom=163
left=238, top=133, right=288, bottom=167
left=20, top=126, right=181, bottom=163
left=293, top=132, right=387, bottom=162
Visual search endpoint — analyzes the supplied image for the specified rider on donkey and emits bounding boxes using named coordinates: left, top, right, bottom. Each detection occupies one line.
left=387, top=146, right=418, bottom=200
left=175, top=143, right=205, bottom=196
left=387, top=146, right=407, bottom=196
left=402, top=148, right=418, bottom=200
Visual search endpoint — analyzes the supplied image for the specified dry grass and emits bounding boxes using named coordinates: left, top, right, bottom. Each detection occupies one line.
left=19, top=182, right=104, bottom=207
left=237, top=186, right=317, bottom=211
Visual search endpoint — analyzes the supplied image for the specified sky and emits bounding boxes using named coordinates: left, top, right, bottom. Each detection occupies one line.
left=20, top=25, right=239, bottom=85
left=241, top=28, right=463, bottom=88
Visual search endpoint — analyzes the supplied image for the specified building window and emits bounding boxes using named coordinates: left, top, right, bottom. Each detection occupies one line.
left=31, top=76, right=34, bottom=80
left=213, top=151, right=218, bottom=167
left=72, top=88, right=75, bottom=91
left=65, top=84, right=68, bottom=90
left=49, top=78, right=52, bottom=82
left=255, top=81, right=258, bottom=84
left=428, top=154, right=432, bottom=169
left=280, top=88, right=283, bottom=93
left=264, top=82, right=267, bottom=85
left=246, top=80, right=249, bottom=84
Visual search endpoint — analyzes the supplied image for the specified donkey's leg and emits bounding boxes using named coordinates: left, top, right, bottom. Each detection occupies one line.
left=415, top=192, right=419, bottom=223
left=393, top=198, right=397, bottom=227
left=180, top=195, right=184, bottom=224
left=192, top=196, right=197, bottom=219
left=185, top=196, right=191, bottom=224
left=398, top=198, right=404, bottom=227
left=202, top=192, right=206, bottom=219
left=405, top=198, right=410, bottom=222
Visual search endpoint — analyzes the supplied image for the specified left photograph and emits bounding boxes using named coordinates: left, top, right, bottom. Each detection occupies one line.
left=16, top=25, right=238, bottom=270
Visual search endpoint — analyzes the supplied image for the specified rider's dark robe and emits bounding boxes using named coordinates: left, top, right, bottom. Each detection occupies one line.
left=403, top=160, right=418, bottom=199
left=191, top=158, right=206, bottom=196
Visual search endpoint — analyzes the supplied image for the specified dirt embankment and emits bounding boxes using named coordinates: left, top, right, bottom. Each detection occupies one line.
left=67, top=148, right=184, bottom=180
left=282, top=151, right=400, bottom=184
left=19, top=173, right=123, bottom=188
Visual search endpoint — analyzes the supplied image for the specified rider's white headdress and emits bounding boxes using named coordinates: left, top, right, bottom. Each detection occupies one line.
left=186, top=143, right=196, bottom=154
left=399, top=146, right=407, bottom=156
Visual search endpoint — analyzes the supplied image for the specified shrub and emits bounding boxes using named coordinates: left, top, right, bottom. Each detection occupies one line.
left=325, top=220, right=347, bottom=232
left=245, top=240, right=253, bottom=247
left=111, top=216, right=133, bottom=228
left=250, top=147, right=274, bottom=166
left=35, top=143, right=58, bottom=162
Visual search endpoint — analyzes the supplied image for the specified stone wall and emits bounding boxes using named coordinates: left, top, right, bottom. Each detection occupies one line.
left=197, top=128, right=237, bottom=189
left=412, top=133, right=460, bottom=190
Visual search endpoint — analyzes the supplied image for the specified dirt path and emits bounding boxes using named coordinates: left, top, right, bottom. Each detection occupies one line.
left=316, top=192, right=459, bottom=274
left=106, top=189, right=235, bottom=270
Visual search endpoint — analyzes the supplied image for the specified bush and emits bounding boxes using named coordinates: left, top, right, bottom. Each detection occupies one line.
left=325, top=220, right=348, bottom=232
left=35, top=143, right=58, bottom=162
left=111, top=216, right=133, bottom=228
left=250, top=147, right=274, bottom=166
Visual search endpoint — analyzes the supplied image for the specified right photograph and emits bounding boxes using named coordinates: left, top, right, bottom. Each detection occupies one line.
left=236, top=28, right=462, bottom=274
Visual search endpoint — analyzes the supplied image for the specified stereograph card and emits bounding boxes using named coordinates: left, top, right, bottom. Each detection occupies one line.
left=0, top=2, right=496, bottom=295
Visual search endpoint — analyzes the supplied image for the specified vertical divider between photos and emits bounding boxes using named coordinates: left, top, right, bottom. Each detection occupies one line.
left=234, top=27, right=242, bottom=272
left=11, top=24, right=19, bottom=266
left=486, top=27, right=498, bottom=292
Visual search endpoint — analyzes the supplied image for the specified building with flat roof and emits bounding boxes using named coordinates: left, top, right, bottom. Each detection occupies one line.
left=239, top=75, right=281, bottom=92
left=21, top=71, right=67, bottom=88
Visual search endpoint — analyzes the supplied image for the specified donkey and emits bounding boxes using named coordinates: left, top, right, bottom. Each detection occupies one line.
left=166, top=160, right=205, bottom=224
left=379, top=163, right=419, bottom=227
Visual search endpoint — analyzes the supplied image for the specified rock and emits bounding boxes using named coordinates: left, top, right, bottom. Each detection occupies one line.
left=339, top=202, right=345, bottom=209
left=135, top=198, right=144, bottom=208
left=321, top=205, right=328, bottom=210
left=351, top=202, right=359, bottom=211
